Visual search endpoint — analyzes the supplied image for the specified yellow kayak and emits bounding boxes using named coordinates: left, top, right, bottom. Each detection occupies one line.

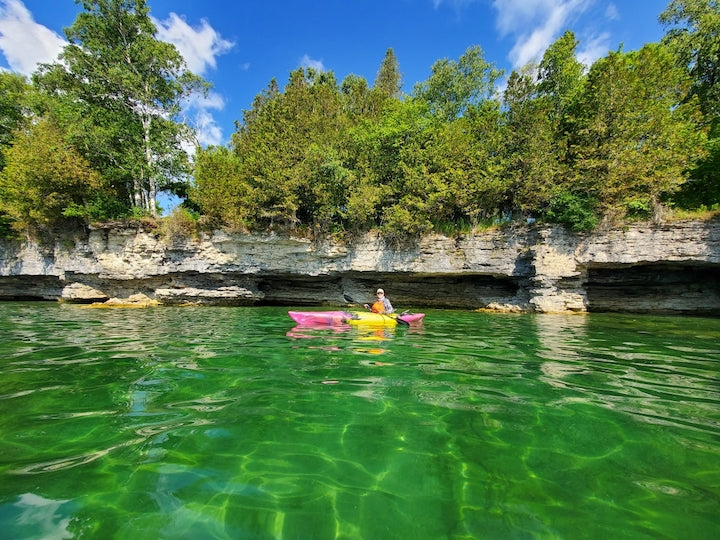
left=345, top=311, right=425, bottom=327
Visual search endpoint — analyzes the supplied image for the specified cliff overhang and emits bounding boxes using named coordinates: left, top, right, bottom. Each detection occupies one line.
left=1, top=220, right=718, bottom=314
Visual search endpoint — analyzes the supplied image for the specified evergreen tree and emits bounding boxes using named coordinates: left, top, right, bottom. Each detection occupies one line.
left=661, top=0, right=720, bottom=122
left=0, top=73, right=30, bottom=171
left=573, top=44, right=704, bottom=219
left=537, top=30, right=585, bottom=123
left=374, top=48, right=403, bottom=99
left=221, top=68, right=349, bottom=230
left=502, top=68, right=557, bottom=213
left=660, top=0, right=720, bottom=207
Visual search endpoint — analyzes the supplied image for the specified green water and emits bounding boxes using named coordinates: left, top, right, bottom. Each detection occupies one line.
left=0, top=304, right=718, bottom=539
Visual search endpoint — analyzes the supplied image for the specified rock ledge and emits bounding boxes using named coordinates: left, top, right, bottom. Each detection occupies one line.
left=1, top=220, right=718, bottom=314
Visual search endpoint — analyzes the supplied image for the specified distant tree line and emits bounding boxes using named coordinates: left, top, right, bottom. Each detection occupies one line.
left=1, top=0, right=718, bottom=238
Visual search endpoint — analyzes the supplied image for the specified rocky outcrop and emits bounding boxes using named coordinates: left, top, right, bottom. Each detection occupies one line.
left=0, top=219, right=718, bottom=314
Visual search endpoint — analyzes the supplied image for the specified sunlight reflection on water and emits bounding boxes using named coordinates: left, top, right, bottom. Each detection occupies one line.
left=0, top=304, right=718, bottom=538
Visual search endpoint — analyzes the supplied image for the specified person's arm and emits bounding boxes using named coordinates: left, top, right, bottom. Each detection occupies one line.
left=383, top=298, right=394, bottom=313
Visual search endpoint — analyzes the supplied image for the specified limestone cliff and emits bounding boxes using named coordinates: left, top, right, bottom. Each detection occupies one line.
left=1, top=219, right=718, bottom=314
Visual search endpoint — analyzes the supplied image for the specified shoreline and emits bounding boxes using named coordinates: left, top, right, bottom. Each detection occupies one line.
left=1, top=219, right=718, bottom=314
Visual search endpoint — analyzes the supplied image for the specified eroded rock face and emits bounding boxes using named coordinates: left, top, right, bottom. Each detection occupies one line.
left=0, top=219, right=718, bottom=313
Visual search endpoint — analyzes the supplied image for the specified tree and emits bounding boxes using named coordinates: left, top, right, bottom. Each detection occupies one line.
left=507, top=31, right=587, bottom=218
left=374, top=48, right=403, bottom=99
left=412, top=45, right=503, bottom=122
left=0, top=118, right=103, bottom=230
left=240, top=78, right=280, bottom=129
left=572, top=44, right=705, bottom=218
left=660, top=0, right=720, bottom=207
left=660, top=0, right=720, bottom=122
left=342, top=99, right=428, bottom=232
left=225, top=68, right=349, bottom=230
left=537, top=30, right=585, bottom=123
left=33, top=0, right=207, bottom=216
left=0, top=72, right=30, bottom=171
left=341, top=74, right=372, bottom=119
left=502, top=68, right=558, bottom=213
left=190, top=145, right=248, bottom=228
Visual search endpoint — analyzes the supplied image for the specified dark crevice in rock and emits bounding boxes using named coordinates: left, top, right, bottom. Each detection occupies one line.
left=585, top=263, right=720, bottom=314
left=256, top=272, right=521, bottom=309
left=0, top=275, right=63, bottom=301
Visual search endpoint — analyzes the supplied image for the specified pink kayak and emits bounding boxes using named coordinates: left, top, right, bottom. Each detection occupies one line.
left=288, top=310, right=425, bottom=326
left=287, top=311, right=350, bottom=325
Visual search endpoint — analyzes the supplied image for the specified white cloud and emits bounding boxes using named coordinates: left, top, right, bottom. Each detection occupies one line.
left=152, top=13, right=234, bottom=147
left=184, top=91, right=226, bottom=147
left=153, top=13, right=234, bottom=75
left=577, top=31, right=610, bottom=67
left=192, top=108, right=224, bottom=147
left=193, top=91, right=226, bottom=112
left=431, top=0, right=480, bottom=10
left=492, top=0, right=592, bottom=68
left=299, top=54, right=325, bottom=72
left=0, top=0, right=65, bottom=75
left=605, top=3, right=619, bottom=21
left=493, top=0, right=552, bottom=36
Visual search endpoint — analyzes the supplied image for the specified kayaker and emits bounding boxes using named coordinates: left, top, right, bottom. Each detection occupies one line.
left=364, top=288, right=395, bottom=314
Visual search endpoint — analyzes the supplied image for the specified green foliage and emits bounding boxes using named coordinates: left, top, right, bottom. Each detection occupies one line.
left=191, top=29, right=712, bottom=237
left=341, top=74, right=372, bottom=119
left=661, top=0, right=720, bottom=209
left=33, top=0, right=206, bottom=216
left=543, top=192, right=599, bottom=232
left=412, top=45, right=503, bottom=122
left=502, top=68, right=559, bottom=211
left=674, top=131, right=720, bottom=207
left=62, top=194, right=130, bottom=222
left=160, top=206, right=199, bottom=242
left=0, top=72, right=31, bottom=171
left=190, top=145, right=247, bottom=229
left=374, top=48, right=403, bottom=99
left=381, top=204, right=432, bottom=238
left=295, top=143, right=352, bottom=229
left=0, top=118, right=104, bottom=230
left=571, top=43, right=705, bottom=218
left=537, top=30, right=585, bottom=121
left=624, top=197, right=654, bottom=220
left=225, top=67, right=351, bottom=231
left=660, top=0, right=720, bottom=122
left=1, top=5, right=714, bottom=239
left=0, top=215, right=14, bottom=238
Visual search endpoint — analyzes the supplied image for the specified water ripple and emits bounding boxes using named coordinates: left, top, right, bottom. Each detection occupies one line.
left=0, top=305, right=718, bottom=539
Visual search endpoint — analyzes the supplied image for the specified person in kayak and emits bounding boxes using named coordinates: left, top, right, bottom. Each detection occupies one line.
left=364, top=288, right=395, bottom=314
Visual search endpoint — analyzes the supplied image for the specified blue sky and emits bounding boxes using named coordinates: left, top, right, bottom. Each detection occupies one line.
left=1, top=0, right=671, bottom=150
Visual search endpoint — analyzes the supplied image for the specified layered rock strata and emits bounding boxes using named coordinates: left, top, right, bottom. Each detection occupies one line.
left=0, top=219, right=718, bottom=314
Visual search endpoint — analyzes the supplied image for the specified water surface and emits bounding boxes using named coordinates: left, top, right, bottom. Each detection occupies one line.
left=0, top=304, right=718, bottom=539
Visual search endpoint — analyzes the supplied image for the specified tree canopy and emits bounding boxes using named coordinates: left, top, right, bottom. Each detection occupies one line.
left=660, top=0, right=720, bottom=207
left=32, top=0, right=206, bottom=218
left=0, top=0, right=717, bottom=238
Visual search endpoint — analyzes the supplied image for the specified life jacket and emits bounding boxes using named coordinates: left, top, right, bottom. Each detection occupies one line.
left=371, top=300, right=386, bottom=313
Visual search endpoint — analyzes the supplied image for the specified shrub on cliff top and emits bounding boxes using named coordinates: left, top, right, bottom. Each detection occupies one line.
left=160, top=206, right=200, bottom=242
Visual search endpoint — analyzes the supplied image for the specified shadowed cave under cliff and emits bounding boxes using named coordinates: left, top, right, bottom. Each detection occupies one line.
left=0, top=263, right=718, bottom=314
left=258, top=263, right=720, bottom=314
left=584, top=263, right=720, bottom=315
